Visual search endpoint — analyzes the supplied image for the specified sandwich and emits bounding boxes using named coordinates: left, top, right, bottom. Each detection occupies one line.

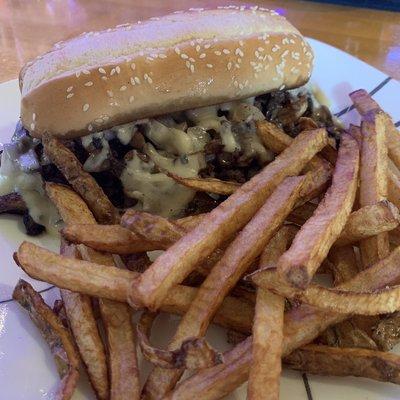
left=0, top=6, right=341, bottom=234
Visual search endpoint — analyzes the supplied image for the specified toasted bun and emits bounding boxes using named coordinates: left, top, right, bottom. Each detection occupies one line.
left=20, top=6, right=314, bottom=138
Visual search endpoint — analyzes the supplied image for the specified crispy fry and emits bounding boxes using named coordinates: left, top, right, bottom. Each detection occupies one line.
left=167, top=173, right=240, bottom=195
left=62, top=224, right=161, bottom=253
left=388, top=169, right=400, bottom=210
left=167, top=246, right=400, bottom=399
left=60, top=241, right=109, bottom=400
left=287, top=202, right=316, bottom=225
left=350, top=89, right=400, bottom=170
left=137, top=312, right=223, bottom=369
left=278, top=134, right=359, bottom=288
left=128, top=129, right=328, bottom=311
left=15, top=241, right=254, bottom=333
left=358, top=111, right=390, bottom=267
left=248, top=289, right=284, bottom=400
left=42, top=134, right=118, bottom=224
left=47, top=183, right=140, bottom=400
left=256, top=120, right=333, bottom=201
left=253, top=267, right=400, bottom=315
left=372, top=312, right=400, bottom=351
left=284, top=344, right=400, bottom=384
left=143, top=176, right=307, bottom=398
left=328, top=245, right=359, bottom=285
left=13, top=279, right=80, bottom=400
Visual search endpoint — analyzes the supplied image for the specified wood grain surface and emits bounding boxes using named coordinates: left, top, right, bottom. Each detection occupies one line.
left=0, top=0, right=399, bottom=83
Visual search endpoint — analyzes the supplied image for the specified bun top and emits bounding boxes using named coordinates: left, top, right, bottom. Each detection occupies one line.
left=20, top=6, right=314, bottom=138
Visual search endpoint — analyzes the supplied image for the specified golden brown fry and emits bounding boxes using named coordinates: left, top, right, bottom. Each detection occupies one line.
left=350, top=89, right=400, bottom=170
left=287, top=202, right=316, bottom=225
left=166, top=172, right=240, bottom=195
left=143, top=176, right=307, bottom=399
left=79, top=246, right=140, bottom=400
left=278, top=134, right=359, bottom=288
left=47, top=183, right=110, bottom=400
left=60, top=242, right=109, bottom=400
left=284, top=344, right=400, bottom=384
left=359, top=112, right=390, bottom=268
left=121, top=209, right=186, bottom=247
left=253, top=267, right=400, bottom=315
left=13, top=279, right=80, bottom=400
left=15, top=241, right=254, bottom=333
left=129, top=129, right=328, bottom=311
left=137, top=312, right=223, bottom=369
left=328, top=245, right=359, bottom=285
left=388, top=169, right=400, bottom=211
left=47, top=183, right=140, bottom=400
left=248, top=289, right=284, bottom=400
left=42, top=134, right=118, bottom=224
left=62, top=224, right=161, bottom=254
left=167, top=246, right=400, bottom=400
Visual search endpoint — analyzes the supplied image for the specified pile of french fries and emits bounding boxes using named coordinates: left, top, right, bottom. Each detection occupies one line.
left=12, top=89, right=400, bottom=400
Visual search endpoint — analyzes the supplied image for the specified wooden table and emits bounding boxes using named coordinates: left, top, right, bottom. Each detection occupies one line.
left=0, top=0, right=399, bottom=83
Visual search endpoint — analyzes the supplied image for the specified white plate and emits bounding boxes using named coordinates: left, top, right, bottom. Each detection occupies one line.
left=0, top=38, right=400, bottom=399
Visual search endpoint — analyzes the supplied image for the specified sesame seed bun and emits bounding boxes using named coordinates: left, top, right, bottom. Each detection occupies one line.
left=20, top=6, right=314, bottom=138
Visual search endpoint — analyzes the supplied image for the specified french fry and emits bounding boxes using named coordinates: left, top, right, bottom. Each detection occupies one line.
left=166, top=245, right=400, bottom=399
left=47, top=183, right=110, bottom=400
left=372, top=312, right=400, bottom=351
left=59, top=241, right=109, bottom=400
left=284, top=344, right=400, bottom=384
left=13, top=279, right=80, bottom=400
left=248, top=289, right=284, bottom=400
left=42, top=134, right=118, bottom=224
left=358, top=112, right=390, bottom=268
left=14, top=241, right=254, bottom=334
left=350, top=89, right=400, bottom=170
left=137, top=312, right=223, bottom=369
left=248, top=226, right=294, bottom=400
left=47, top=183, right=140, bottom=400
left=286, top=202, right=316, bottom=225
left=128, top=129, right=328, bottom=311
left=143, top=176, right=307, bottom=399
left=253, top=267, right=400, bottom=315
left=277, top=134, right=359, bottom=288
left=166, top=173, right=240, bottom=195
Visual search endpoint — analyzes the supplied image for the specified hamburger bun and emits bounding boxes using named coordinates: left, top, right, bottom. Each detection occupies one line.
left=20, top=6, right=314, bottom=138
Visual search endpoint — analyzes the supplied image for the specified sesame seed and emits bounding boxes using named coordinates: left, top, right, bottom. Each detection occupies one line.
left=129, top=96, right=135, bottom=103
left=95, top=118, right=103, bottom=124
left=110, top=68, right=116, bottom=76
left=279, top=84, right=286, bottom=90
left=181, top=54, right=189, bottom=59
left=30, top=123, right=35, bottom=130
left=120, top=85, right=127, bottom=91
left=235, top=48, right=244, bottom=57
left=32, top=113, right=36, bottom=121
left=75, top=72, right=81, bottom=78
left=206, top=64, right=213, bottom=68
left=272, top=45, right=280, bottom=52
left=107, top=90, right=114, bottom=98
left=88, top=124, right=93, bottom=132
left=237, top=58, right=242, bottom=64
left=223, top=49, right=230, bottom=54
left=134, top=77, right=141, bottom=84
left=238, top=83, right=244, bottom=90
left=190, top=64, right=195, bottom=73
left=189, top=57, right=195, bottom=63
left=83, top=104, right=90, bottom=112
left=258, top=47, right=264, bottom=52
left=159, top=54, right=167, bottom=59
left=130, top=63, right=136, bottom=70
left=67, top=86, right=73, bottom=92
left=235, top=63, right=240, bottom=69
left=99, top=68, right=106, bottom=74
left=101, top=76, right=108, bottom=81
left=147, top=76, right=153, bottom=84
left=195, top=45, right=201, bottom=52
left=199, top=53, right=206, bottom=59
left=190, top=40, right=195, bottom=46
left=185, top=61, right=191, bottom=68
left=175, top=47, right=181, bottom=55
left=289, top=39, right=296, bottom=44
left=116, top=66, right=121, bottom=74
left=82, top=69, right=90, bottom=75
left=239, top=40, right=244, bottom=46
left=255, top=51, right=260, bottom=58
left=130, top=77, right=136, bottom=85
left=84, top=81, right=93, bottom=87
left=214, top=50, right=222, bottom=56
left=282, top=50, right=289, bottom=58
left=204, top=44, right=211, bottom=49
left=282, top=38, right=290, bottom=45
left=66, top=93, right=74, bottom=99
left=227, top=62, right=232, bottom=70
left=147, top=56, right=154, bottom=61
